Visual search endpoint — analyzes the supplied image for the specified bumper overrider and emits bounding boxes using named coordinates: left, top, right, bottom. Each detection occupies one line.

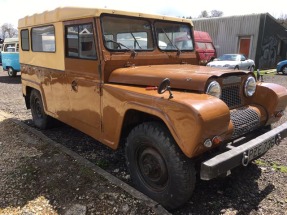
left=200, top=122, right=287, bottom=180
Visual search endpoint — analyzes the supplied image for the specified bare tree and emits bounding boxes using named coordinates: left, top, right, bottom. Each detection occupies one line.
left=198, top=10, right=223, bottom=18
left=1, top=23, right=18, bottom=39
left=210, top=10, right=223, bottom=17
left=184, top=16, right=193, bottom=20
left=198, top=10, right=209, bottom=18
left=277, top=14, right=287, bottom=28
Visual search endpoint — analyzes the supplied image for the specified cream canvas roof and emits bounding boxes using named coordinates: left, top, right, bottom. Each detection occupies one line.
left=18, top=7, right=193, bottom=28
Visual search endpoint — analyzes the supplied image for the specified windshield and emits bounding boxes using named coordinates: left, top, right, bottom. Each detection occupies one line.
left=218, top=54, right=239, bottom=61
left=196, top=42, right=215, bottom=51
left=101, top=15, right=153, bottom=51
left=155, top=21, right=194, bottom=51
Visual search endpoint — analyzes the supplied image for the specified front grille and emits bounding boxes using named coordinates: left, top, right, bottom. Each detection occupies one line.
left=230, top=107, right=260, bottom=139
left=221, top=84, right=242, bottom=108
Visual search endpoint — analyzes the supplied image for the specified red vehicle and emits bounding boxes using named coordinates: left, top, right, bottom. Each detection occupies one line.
left=194, top=30, right=216, bottom=65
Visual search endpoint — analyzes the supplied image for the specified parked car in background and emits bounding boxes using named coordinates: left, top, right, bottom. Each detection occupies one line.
left=194, top=30, right=216, bottom=65
left=1, top=38, right=20, bottom=77
left=207, top=54, right=255, bottom=71
left=0, top=44, right=2, bottom=64
left=276, top=60, right=287, bottom=75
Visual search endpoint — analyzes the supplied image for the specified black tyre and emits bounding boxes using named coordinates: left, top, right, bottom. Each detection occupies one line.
left=125, top=122, right=196, bottom=210
left=8, top=67, right=17, bottom=77
left=30, top=90, right=54, bottom=129
left=234, top=66, right=239, bottom=70
left=282, top=65, right=287, bottom=75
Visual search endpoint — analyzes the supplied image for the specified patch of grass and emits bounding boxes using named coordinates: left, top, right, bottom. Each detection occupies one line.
left=255, top=160, right=267, bottom=166
left=253, top=69, right=276, bottom=77
left=96, top=159, right=109, bottom=168
left=255, top=160, right=287, bottom=173
left=271, top=163, right=287, bottom=173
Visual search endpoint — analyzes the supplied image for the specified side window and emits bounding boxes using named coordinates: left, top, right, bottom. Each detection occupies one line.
left=4, top=43, right=16, bottom=52
left=205, top=43, right=214, bottom=50
left=196, top=42, right=206, bottom=49
left=65, top=23, right=97, bottom=60
left=21, top=29, right=29, bottom=51
left=32, top=25, right=55, bottom=52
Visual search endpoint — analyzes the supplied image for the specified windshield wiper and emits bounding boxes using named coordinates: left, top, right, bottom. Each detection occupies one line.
left=105, top=38, right=137, bottom=57
left=161, top=28, right=181, bottom=56
left=130, top=33, right=142, bottom=49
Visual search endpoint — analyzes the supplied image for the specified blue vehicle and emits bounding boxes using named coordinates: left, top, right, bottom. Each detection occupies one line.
left=0, top=44, right=2, bottom=64
left=1, top=38, right=20, bottom=77
left=276, top=60, right=287, bottom=75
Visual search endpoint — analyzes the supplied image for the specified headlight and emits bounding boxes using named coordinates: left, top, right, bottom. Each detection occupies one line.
left=244, top=76, right=256, bottom=97
left=206, top=81, right=221, bottom=98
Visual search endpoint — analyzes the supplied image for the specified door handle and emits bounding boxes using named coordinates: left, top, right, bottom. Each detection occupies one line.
left=71, top=80, right=78, bottom=92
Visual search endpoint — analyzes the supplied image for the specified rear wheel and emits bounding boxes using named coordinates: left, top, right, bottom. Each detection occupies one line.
left=125, top=122, right=196, bottom=210
left=8, top=67, right=17, bottom=77
left=30, top=90, right=54, bottom=129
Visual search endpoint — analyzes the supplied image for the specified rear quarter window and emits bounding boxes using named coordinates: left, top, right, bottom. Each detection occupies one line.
left=32, top=25, right=55, bottom=52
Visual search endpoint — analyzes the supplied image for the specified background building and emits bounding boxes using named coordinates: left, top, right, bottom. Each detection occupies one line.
left=193, top=13, right=287, bottom=69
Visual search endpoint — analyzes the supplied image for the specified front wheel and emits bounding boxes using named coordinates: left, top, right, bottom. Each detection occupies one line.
left=30, top=90, right=54, bottom=129
left=125, top=122, right=196, bottom=210
left=8, top=67, right=17, bottom=77
left=282, top=65, right=287, bottom=75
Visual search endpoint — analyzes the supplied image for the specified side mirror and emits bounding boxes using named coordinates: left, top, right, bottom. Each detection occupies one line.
left=158, top=78, right=173, bottom=99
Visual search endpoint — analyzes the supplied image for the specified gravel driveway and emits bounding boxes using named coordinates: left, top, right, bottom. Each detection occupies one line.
left=0, top=67, right=286, bottom=214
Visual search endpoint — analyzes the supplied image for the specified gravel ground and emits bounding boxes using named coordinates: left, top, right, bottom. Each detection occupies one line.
left=0, top=113, right=158, bottom=215
left=0, top=67, right=287, bottom=214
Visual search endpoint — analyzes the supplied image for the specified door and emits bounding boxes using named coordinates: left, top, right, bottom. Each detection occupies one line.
left=64, top=19, right=102, bottom=138
left=238, top=37, right=251, bottom=58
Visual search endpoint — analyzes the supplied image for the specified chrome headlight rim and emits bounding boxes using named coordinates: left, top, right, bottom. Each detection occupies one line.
left=206, top=81, right=222, bottom=98
left=244, top=76, right=256, bottom=97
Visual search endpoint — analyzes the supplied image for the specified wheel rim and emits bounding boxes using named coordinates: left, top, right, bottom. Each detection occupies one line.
left=8, top=68, right=13, bottom=76
left=34, top=97, right=43, bottom=118
left=137, top=145, right=168, bottom=191
left=283, top=66, right=287, bottom=74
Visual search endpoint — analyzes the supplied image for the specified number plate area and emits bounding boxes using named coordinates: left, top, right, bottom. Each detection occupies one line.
left=247, top=136, right=276, bottom=162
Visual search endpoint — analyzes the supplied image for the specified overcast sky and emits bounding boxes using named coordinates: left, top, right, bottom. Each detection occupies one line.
left=0, top=0, right=286, bottom=27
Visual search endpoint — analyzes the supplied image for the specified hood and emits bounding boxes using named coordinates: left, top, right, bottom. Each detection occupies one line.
left=207, top=61, right=237, bottom=67
left=108, top=64, right=249, bottom=92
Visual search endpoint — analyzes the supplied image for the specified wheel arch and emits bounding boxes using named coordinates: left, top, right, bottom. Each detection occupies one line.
left=116, top=106, right=185, bottom=156
left=22, top=84, right=48, bottom=113
left=119, top=109, right=166, bottom=144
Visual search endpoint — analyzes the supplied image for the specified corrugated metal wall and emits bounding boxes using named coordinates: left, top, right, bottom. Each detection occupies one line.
left=192, top=14, right=262, bottom=61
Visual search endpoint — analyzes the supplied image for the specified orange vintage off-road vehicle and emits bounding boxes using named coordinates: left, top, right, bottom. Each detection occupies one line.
left=19, top=7, right=287, bottom=209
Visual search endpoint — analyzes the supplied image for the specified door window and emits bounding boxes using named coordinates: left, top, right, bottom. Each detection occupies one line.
left=65, top=23, right=97, bottom=60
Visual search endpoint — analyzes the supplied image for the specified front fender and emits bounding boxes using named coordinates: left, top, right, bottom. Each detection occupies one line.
left=248, top=83, right=287, bottom=124
left=101, top=84, right=230, bottom=158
